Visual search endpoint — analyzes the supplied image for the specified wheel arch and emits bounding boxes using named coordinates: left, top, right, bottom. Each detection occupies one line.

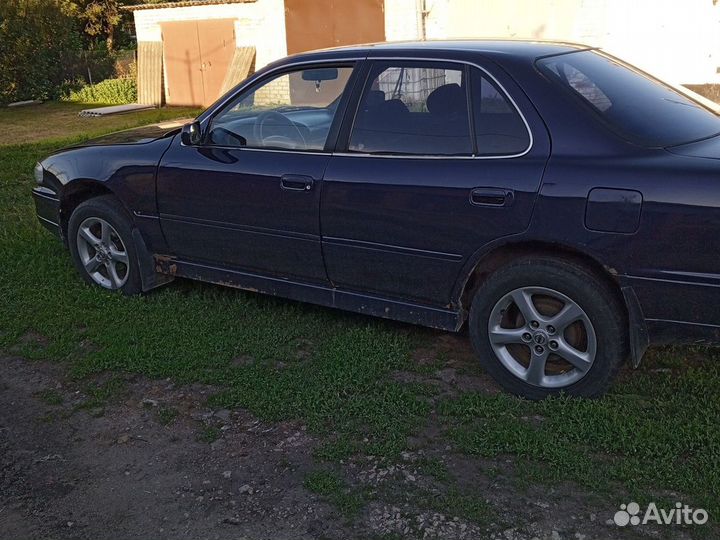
left=60, top=181, right=172, bottom=293
left=59, top=180, right=117, bottom=242
left=456, top=240, right=648, bottom=366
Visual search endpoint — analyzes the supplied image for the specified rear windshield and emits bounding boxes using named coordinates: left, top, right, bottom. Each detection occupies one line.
left=537, top=50, right=720, bottom=147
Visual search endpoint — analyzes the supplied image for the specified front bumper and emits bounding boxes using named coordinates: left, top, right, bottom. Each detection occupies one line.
left=32, top=186, right=61, bottom=237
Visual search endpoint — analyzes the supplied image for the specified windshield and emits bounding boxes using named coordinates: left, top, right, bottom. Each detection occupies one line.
left=537, top=50, right=720, bottom=147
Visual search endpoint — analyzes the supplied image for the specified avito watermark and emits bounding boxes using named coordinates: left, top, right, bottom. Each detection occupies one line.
left=614, top=502, right=708, bottom=527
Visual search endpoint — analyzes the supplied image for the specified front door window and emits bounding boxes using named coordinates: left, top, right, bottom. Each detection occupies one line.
left=207, top=66, right=354, bottom=151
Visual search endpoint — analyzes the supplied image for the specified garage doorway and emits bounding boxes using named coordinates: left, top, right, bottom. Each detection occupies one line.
left=284, top=0, right=385, bottom=55
left=162, top=19, right=236, bottom=107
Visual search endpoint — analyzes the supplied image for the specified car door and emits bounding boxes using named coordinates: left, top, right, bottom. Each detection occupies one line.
left=156, top=63, right=357, bottom=284
left=321, top=58, right=551, bottom=306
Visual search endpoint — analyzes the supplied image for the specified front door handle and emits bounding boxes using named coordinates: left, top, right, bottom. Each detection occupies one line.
left=470, top=187, right=514, bottom=207
left=281, top=174, right=314, bottom=191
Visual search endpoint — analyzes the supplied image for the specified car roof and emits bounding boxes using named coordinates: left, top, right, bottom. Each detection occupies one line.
left=283, top=39, right=592, bottom=63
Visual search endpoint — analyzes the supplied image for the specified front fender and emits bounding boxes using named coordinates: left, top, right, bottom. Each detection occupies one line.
left=37, top=136, right=177, bottom=282
left=41, top=136, right=174, bottom=217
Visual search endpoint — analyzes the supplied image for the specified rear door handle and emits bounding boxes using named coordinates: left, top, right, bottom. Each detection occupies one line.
left=470, top=188, right=514, bottom=207
left=281, top=174, right=314, bottom=191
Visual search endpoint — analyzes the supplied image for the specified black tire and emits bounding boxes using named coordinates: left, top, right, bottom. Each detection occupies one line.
left=468, top=256, right=627, bottom=399
left=67, top=195, right=142, bottom=295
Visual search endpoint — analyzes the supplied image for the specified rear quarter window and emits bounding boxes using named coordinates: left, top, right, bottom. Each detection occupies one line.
left=471, top=68, right=531, bottom=156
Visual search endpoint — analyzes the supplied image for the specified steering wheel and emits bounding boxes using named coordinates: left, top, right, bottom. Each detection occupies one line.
left=253, top=111, right=306, bottom=149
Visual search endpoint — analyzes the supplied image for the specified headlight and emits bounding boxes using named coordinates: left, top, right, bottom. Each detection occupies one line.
left=34, top=162, right=44, bottom=185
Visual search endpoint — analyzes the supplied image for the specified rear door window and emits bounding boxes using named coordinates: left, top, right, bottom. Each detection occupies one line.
left=348, top=61, right=473, bottom=156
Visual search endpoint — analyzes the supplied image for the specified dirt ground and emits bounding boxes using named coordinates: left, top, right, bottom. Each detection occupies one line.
left=2, top=350, right=699, bottom=540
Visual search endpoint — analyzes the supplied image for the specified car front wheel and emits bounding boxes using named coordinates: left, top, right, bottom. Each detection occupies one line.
left=68, top=195, right=142, bottom=295
left=468, top=257, right=627, bottom=399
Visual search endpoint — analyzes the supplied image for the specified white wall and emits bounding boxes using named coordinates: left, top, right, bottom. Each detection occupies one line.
left=384, top=0, right=720, bottom=85
left=384, top=0, right=421, bottom=41
left=601, top=0, right=719, bottom=85
left=134, top=0, right=719, bottom=85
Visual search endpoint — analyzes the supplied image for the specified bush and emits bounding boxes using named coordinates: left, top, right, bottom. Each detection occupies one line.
left=64, top=77, right=137, bottom=105
left=0, top=0, right=84, bottom=103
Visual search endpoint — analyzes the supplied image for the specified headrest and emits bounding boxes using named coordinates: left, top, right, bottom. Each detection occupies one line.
left=426, top=83, right=466, bottom=116
left=364, top=90, right=385, bottom=109
left=380, top=98, right=409, bottom=116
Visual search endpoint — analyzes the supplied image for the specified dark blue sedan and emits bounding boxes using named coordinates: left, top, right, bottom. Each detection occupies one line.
left=32, top=41, right=720, bottom=399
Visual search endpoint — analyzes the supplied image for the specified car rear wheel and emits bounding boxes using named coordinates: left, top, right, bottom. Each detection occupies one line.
left=468, top=257, right=626, bottom=399
left=68, top=195, right=142, bottom=295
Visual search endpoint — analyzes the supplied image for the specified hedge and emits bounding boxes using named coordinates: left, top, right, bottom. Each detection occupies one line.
left=64, top=78, right=137, bottom=105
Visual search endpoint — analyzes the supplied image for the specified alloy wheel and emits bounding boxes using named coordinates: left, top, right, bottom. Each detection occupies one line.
left=76, top=217, right=129, bottom=290
left=487, top=286, right=597, bottom=388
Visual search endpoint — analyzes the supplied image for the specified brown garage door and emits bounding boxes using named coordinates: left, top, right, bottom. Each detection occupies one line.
left=285, top=0, right=385, bottom=55
left=162, top=19, right=236, bottom=107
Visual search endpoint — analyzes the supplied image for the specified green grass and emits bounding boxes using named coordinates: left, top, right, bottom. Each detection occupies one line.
left=156, top=405, right=179, bottom=426
left=414, top=487, right=494, bottom=524
left=439, top=348, right=720, bottom=517
left=197, top=425, right=222, bottom=444
left=1, top=103, right=719, bottom=528
left=416, top=457, right=451, bottom=483
left=1, top=102, right=200, bottom=146
left=304, top=470, right=368, bottom=517
left=74, top=377, right=126, bottom=411
left=35, top=388, right=63, bottom=405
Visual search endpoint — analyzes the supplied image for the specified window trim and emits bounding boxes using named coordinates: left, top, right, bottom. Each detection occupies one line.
left=199, top=59, right=362, bottom=154
left=336, top=56, right=534, bottom=160
left=194, top=55, right=534, bottom=159
left=464, top=64, right=478, bottom=156
left=468, top=63, right=534, bottom=157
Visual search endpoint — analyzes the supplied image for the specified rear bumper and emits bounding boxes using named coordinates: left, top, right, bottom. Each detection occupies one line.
left=32, top=187, right=61, bottom=237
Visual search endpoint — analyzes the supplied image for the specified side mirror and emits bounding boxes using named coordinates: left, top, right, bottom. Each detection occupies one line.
left=181, top=121, right=202, bottom=145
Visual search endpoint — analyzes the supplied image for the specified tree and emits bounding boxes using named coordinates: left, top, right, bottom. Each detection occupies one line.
left=83, top=1, right=122, bottom=51
left=60, top=0, right=184, bottom=51
left=0, top=0, right=84, bottom=102
left=62, top=0, right=122, bottom=50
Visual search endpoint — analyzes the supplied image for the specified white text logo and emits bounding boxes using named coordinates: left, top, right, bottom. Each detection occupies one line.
left=614, top=502, right=708, bottom=527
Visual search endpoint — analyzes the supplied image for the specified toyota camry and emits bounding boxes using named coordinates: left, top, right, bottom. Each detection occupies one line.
left=32, top=41, right=720, bottom=399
